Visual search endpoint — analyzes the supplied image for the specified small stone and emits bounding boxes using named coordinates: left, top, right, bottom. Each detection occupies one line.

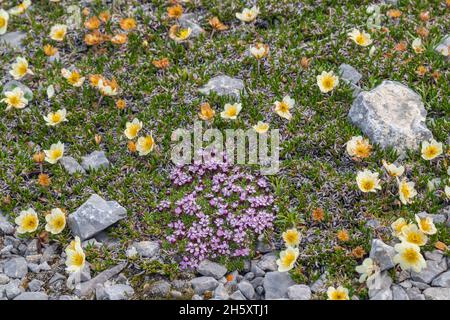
left=5, top=279, right=23, bottom=299
left=255, top=234, right=273, bottom=253
left=256, top=253, right=277, bottom=272
left=250, top=261, right=265, bottom=277
left=213, top=283, right=229, bottom=300
left=170, top=290, right=183, bottom=299
left=191, top=294, right=203, bottom=300
left=59, top=295, right=79, bottom=300
left=144, top=280, right=171, bottom=297
left=368, top=271, right=392, bottom=299
left=287, top=284, right=312, bottom=300
left=27, top=279, right=44, bottom=292
left=423, top=287, right=450, bottom=300
left=238, top=280, right=255, bottom=300
left=0, top=220, right=14, bottom=235
left=263, top=271, right=295, bottom=299
left=348, top=80, right=433, bottom=152
left=406, top=287, right=425, bottom=300
left=14, top=292, right=48, bottom=300
left=411, top=260, right=447, bottom=284
left=101, top=284, right=134, bottom=300
left=230, top=290, right=247, bottom=300
left=197, top=259, right=227, bottom=280
left=4, top=257, right=28, bottom=279
left=431, top=270, right=450, bottom=287
left=244, top=272, right=255, bottom=281
left=133, top=241, right=160, bottom=259
left=370, top=289, right=392, bottom=300
left=410, top=281, right=430, bottom=290
left=190, top=277, right=219, bottom=295
left=25, top=239, right=40, bottom=256
left=339, top=63, right=362, bottom=85
left=369, top=239, right=395, bottom=271
left=0, top=32, right=27, bottom=49
left=424, top=250, right=444, bottom=262
left=310, top=273, right=328, bottom=293
left=250, top=277, right=264, bottom=289
left=199, top=75, right=245, bottom=99
left=68, top=194, right=127, bottom=241
left=0, top=274, right=10, bottom=285
left=392, top=285, right=409, bottom=300
left=255, top=286, right=264, bottom=296
left=60, top=156, right=85, bottom=174
left=25, top=254, right=42, bottom=264
left=81, top=151, right=110, bottom=171
left=399, top=281, right=412, bottom=289
left=76, top=263, right=126, bottom=297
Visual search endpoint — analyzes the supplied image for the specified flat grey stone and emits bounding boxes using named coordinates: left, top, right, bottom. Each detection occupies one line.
left=60, top=156, right=85, bottom=174
left=423, top=287, right=450, bottom=300
left=392, top=285, right=409, bottom=300
left=197, top=259, right=227, bottom=280
left=339, top=63, right=362, bottom=85
left=199, top=75, right=244, bottom=99
left=411, top=260, right=447, bottom=284
left=4, top=279, right=23, bottom=299
left=431, top=270, right=450, bottom=287
left=214, top=283, right=229, bottom=300
left=190, top=277, right=219, bottom=295
left=370, top=288, right=392, bottom=300
left=244, top=272, right=255, bottom=281
left=81, top=151, right=110, bottom=171
left=133, top=241, right=160, bottom=259
left=4, top=257, right=28, bottom=279
left=424, top=250, right=444, bottom=262
left=287, top=284, right=311, bottom=300
left=230, top=290, right=246, bottom=300
left=145, top=280, right=171, bottom=297
left=257, top=252, right=278, bottom=272
left=238, top=280, right=255, bottom=299
left=310, top=273, right=327, bottom=293
left=406, top=287, right=425, bottom=300
left=250, top=276, right=264, bottom=289
left=14, top=292, right=48, bottom=300
left=68, top=194, right=127, bottom=241
left=2, top=80, right=33, bottom=101
left=0, top=274, right=10, bottom=285
left=250, top=261, right=265, bottom=277
left=0, top=220, right=14, bottom=235
left=348, top=80, right=433, bottom=152
left=368, top=271, right=392, bottom=299
left=98, top=284, right=134, bottom=300
left=179, top=13, right=205, bottom=37
left=410, top=281, right=430, bottom=290
left=263, top=271, right=295, bottom=299
left=0, top=31, right=27, bottom=49
left=76, top=263, right=126, bottom=297
left=369, top=239, right=395, bottom=271
left=27, top=279, right=44, bottom=292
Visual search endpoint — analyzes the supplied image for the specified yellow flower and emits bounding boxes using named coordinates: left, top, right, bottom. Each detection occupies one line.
left=44, top=109, right=67, bottom=126
left=398, top=178, right=417, bottom=205
left=236, top=6, right=259, bottom=22
left=282, top=228, right=301, bottom=247
left=65, top=236, right=86, bottom=273
left=415, top=214, right=437, bottom=235
left=1, top=87, right=28, bottom=110
left=356, top=169, right=381, bottom=193
left=317, top=71, right=339, bottom=93
left=167, top=4, right=183, bottom=19
left=274, top=95, right=294, bottom=120
left=15, top=208, right=39, bottom=234
left=84, top=16, right=101, bottom=30
left=220, top=103, right=242, bottom=120
left=97, top=78, right=119, bottom=96
left=276, top=247, right=299, bottom=272
left=9, top=0, right=31, bottom=16
left=209, top=16, right=228, bottom=31
left=412, top=38, right=425, bottom=54
left=136, top=135, right=155, bottom=156
left=327, top=286, right=349, bottom=300
left=198, top=102, right=215, bottom=121
left=421, top=139, right=443, bottom=160
left=49, top=24, right=68, bottom=41
left=382, top=160, right=404, bottom=177
left=393, top=242, right=426, bottom=272
left=43, top=44, right=58, bottom=56
left=45, top=208, right=66, bottom=235
left=346, top=136, right=372, bottom=159
left=119, top=17, right=137, bottom=31
left=0, top=9, right=10, bottom=35
left=250, top=43, right=269, bottom=59
left=399, top=224, right=428, bottom=247
left=44, top=141, right=64, bottom=164
left=124, top=118, right=143, bottom=139
left=61, top=68, right=85, bottom=87
left=347, top=29, right=372, bottom=47
left=169, top=25, right=192, bottom=42
left=253, top=121, right=269, bottom=134
left=391, top=217, right=407, bottom=238
left=111, top=33, right=128, bottom=45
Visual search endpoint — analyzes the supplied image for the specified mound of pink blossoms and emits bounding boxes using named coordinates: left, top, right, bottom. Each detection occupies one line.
left=157, top=154, right=277, bottom=270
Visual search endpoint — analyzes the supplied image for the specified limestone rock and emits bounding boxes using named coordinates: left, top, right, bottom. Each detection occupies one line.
left=97, top=284, right=134, bottom=300
left=431, top=270, right=450, bottom=287
left=287, top=284, right=312, bottom=300
left=263, top=271, right=295, bottom=299
left=197, top=260, right=227, bottom=280
left=199, top=75, right=245, bottom=99
left=81, top=151, right=110, bottom=171
left=348, top=80, right=432, bottom=152
left=68, top=194, right=127, bottom=241
left=257, top=252, right=278, bottom=272
left=238, top=280, right=255, bottom=300
left=411, top=260, right=447, bottom=284
left=392, top=285, right=409, bottom=300
left=76, top=263, right=126, bottom=297
left=369, top=239, right=395, bottom=271
left=423, top=287, right=450, bottom=300
left=339, top=63, right=362, bottom=85
left=0, top=31, right=27, bottom=49
left=14, top=292, right=48, bottom=300
left=60, top=156, right=85, bottom=174
left=133, top=241, right=160, bottom=259
left=4, top=257, right=28, bottom=279
left=190, top=277, right=219, bottom=295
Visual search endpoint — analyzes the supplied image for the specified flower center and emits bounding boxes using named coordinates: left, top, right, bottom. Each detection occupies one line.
left=284, top=252, right=296, bottom=265
left=425, top=146, right=438, bottom=158
left=24, top=216, right=37, bottom=229
left=55, top=30, right=65, bottom=39
left=278, top=102, right=289, bottom=113
left=356, top=34, right=365, bottom=45
left=0, top=18, right=5, bottom=28
left=403, top=248, right=419, bottom=263
left=226, top=107, right=237, bottom=117
left=51, top=113, right=62, bottom=123
left=9, top=95, right=20, bottom=106
left=362, top=179, right=374, bottom=191
left=323, top=77, right=333, bottom=89
left=51, top=149, right=62, bottom=159
left=401, top=184, right=410, bottom=198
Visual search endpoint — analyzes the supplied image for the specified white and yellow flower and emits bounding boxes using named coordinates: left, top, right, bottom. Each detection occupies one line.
left=1, top=87, right=28, bottom=110
left=44, top=109, right=67, bottom=126
left=65, top=236, right=86, bottom=273
left=317, top=71, right=339, bottom=93
left=0, top=9, right=10, bottom=35
left=356, top=169, right=381, bottom=193
left=398, top=178, right=417, bottom=205
left=412, top=38, right=425, bottom=54
left=50, top=24, right=68, bottom=41
left=355, top=258, right=378, bottom=283
left=348, top=29, right=373, bottom=47
left=9, top=0, right=31, bottom=16
left=391, top=217, right=408, bottom=238
left=136, top=135, right=155, bottom=156
left=346, top=136, right=372, bottom=159
left=124, top=118, right=143, bottom=139
left=276, top=247, right=299, bottom=272
left=415, top=214, right=437, bottom=235
left=250, top=43, right=269, bottom=59
left=61, top=68, right=85, bottom=87
left=282, top=228, right=301, bottom=247
left=15, top=208, right=39, bottom=234
left=9, top=57, right=34, bottom=80
left=327, top=286, right=349, bottom=300
left=274, top=95, right=294, bottom=120
left=45, top=208, right=66, bottom=235
left=169, top=25, right=192, bottom=42
left=220, top=103, right=242, bottom=120
left=253, top=121, right=269, bottom=134
left=421, top=139, right=443, bottom=160
left=44, top=141, right=64, bottom=164
left=393, top=242, right=426, bottom=272
left=445, top=185, right=450, bottom=199
left=382, top=160, right=404, bottom=177
left=97, top=78, right=119, bottom=96
left=236, top=6, right=259, bottom=23
left=399, top=224, right=428, bottom=247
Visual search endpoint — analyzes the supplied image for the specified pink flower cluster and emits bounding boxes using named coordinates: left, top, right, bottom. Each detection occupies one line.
left=158, top=154, right=277, bottom=269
